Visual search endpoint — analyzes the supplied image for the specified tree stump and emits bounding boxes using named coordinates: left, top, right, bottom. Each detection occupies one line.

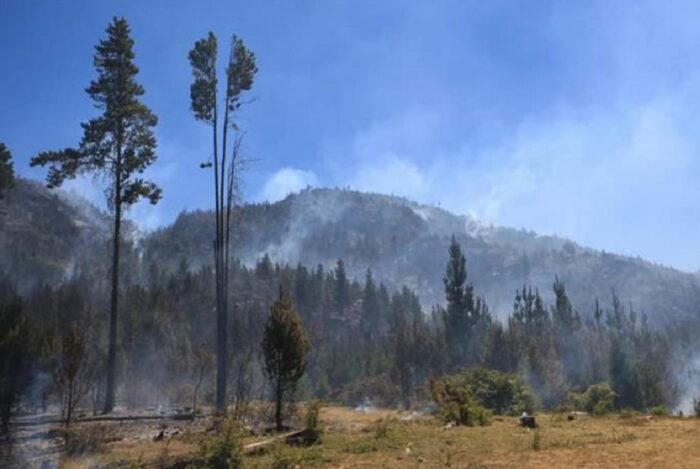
left=519, top=414, right=537, bottom=428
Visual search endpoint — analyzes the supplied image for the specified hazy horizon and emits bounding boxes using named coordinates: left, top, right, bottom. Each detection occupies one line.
left=3, top=0, right=700, bottom=270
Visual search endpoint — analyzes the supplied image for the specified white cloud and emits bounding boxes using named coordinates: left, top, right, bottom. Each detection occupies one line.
left=261, top=167, right=318, bottom=202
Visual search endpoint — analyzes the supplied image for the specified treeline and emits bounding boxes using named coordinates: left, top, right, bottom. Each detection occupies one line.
left=0, top=235, right=686, bottom=433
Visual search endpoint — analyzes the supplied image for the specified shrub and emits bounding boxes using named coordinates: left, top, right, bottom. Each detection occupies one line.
left=63, top=426, right=106, bottom=457
left=569, top=383, right=615, bottom=415
left=430, top=367, right=535, bottom=419
left=198, top=418, right=244, bottom=469
left=649, top=405, right=668, bottom=416
left=531, top=429, right=541, bottom=451
left=301, top=401, right=323, bottom=445
left=430, top=378, right=491, bottom=426
left=373, top=417, right=396, bottom=439
left=693, top=398, right=700, bottom=418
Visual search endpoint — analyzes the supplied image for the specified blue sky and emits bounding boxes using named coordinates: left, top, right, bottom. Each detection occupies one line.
left=2, top=0, right=700, bottom=271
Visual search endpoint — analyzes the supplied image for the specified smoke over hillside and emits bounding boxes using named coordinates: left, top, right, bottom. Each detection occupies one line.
left=4, top=180, right=700, bottom=326
left=144, top=187, right=700, bottom=325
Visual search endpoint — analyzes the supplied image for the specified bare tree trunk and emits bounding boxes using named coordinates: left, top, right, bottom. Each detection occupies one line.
left=193, top=364, right=206, bottom=417
left=104, top=168, right=122, bottom=414
left=213, top=101, right=229, bottom=414
left=65, top=379, right=74, bottom=427
left=275, top=379, right=283, bottom=431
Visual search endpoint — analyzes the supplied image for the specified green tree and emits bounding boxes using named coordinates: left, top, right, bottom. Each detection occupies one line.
left=0, top=284, right=28, bottom=435
left=0, top=143, right=14, bottom=201
left=30, top=18, right=160, bottom=413
left=334, top=258, right=350, bottom=314
left=61, top=322, right=86, bottom=427
left=443, top=236, right=488, bottom=367
left=361, top=269, right=380, bottom=339
left=189, top=32, right=257, bottom=412
left=262, top=291, right=310, bottom=431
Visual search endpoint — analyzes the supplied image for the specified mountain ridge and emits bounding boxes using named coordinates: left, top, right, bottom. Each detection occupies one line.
left=2, top=178, right=699, bottom=325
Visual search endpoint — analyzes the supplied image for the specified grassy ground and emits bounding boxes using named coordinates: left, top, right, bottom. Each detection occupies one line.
left=7, top=407, right=700, bottom=468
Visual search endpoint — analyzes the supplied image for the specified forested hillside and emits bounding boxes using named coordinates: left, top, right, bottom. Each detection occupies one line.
left=3, top=181, right=700, bottom=326
left=147, top=187, right=700, bottom=325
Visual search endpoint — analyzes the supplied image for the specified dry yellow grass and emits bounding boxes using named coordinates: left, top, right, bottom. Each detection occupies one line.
left=47, top=407, right=700, bottom=468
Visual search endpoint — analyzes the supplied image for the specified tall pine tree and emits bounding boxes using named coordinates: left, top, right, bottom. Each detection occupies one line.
left=188, top=32, right=257, bottom=412
left=31, top=18, right=160, bottom=413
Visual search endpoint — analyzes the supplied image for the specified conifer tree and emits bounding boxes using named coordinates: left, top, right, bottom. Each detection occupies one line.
left=262, top=291, right=309, bottom=431
left=334, top=259, right=350, bottom=314
left=0, top=285, right=27, bottom=435
left=0, top=143, right=14, bottom=201
left=442, top=236, right=487, bottom=367
left=362, top=269, right=379, bottom=339
left=31, top=18, right=160, bottom=413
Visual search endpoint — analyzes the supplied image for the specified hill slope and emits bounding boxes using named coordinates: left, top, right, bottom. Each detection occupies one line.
left=1, top=181, right=699, bottom=324
left=144, top=187, right=700, bottom=325
left=0, top=178, right=112, bottom=288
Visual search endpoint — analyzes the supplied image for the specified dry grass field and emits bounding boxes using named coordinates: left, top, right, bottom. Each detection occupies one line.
left=5, top=406, right=700, bottom=468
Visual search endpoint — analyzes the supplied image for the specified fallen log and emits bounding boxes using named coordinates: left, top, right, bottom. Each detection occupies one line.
left=243, top=429, right=306, bottom=454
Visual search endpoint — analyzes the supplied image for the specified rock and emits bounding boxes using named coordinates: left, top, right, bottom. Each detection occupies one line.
left=153, top=430, right=165, bottom=441
left=567, top=413, right=575, bottom=421
left=519, top=414, right=537, bottom=428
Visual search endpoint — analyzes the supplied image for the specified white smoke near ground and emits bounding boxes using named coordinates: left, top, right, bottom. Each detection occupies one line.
left=675, top=352, right=700, bottom=415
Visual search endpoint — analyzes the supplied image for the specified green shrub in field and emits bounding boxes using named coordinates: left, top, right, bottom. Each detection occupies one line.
left=430, top=367, right=536, bottom=421
left=430, top=377, right=491, bottom=426
left=302, top=401, right=324, bottom=445
left=649, top=405, right=668, bottom=416
left=568, top=382, right=615, bottom=415
left=197, top=418, right=244, bottom=469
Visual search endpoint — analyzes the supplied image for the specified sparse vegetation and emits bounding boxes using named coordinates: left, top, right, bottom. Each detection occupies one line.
left=198, top=418, right=244, bottom=469
left=63, top=425, right=107, bottom=457
left=301, top=401, right=324, bottom=445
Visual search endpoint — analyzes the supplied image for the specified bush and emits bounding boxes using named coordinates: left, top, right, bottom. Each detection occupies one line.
left=693, top=398, right=700, bottom=418
left=198, top=418, right=244, bottom=469
left=430, top=378, right=491, bottom=426
left=301, top=401, right=323, bottom=445
left=430, top=367, right=536, bottom=419
left=568, top=383, right=615, bottom=415
left=63, top=426, right=106, bottom=457
left=649, top=405, right=668, bottom=416
left=372, top=417, right=396, bottom=439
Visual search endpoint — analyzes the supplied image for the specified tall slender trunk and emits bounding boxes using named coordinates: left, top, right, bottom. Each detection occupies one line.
left=219, top=93, right=230, bottom=415
left=104, top=166, right=121, bottom=413
left=275, top=379, right=283, bottom=431
left=213, top=102, right=228, bottom=413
